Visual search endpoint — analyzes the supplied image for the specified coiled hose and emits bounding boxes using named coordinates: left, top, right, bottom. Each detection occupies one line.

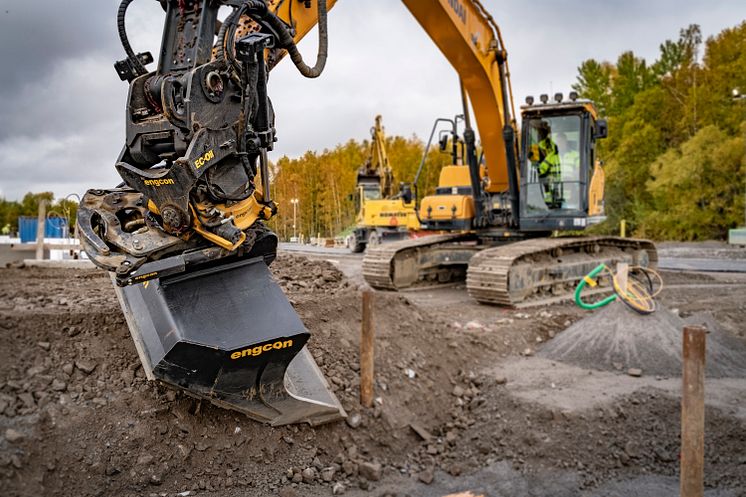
left=575, top=263, right=663, bottom=315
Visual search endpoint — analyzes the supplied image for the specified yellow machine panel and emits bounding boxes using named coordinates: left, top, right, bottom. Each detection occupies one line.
left=362, top=198, right=421, bottom=231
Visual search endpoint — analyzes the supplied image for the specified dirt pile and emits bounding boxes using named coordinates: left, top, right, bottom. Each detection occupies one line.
left=272, top=254, right=348, bottom=295
left=538, top=301, right=746, bottom=378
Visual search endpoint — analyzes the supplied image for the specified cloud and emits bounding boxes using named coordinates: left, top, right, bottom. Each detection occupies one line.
left=0, top=0, right=743, bottom=200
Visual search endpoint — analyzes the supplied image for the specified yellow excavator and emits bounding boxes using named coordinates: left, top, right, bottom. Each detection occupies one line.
left=362, top=1, right=656, bottom=307
left=76, top=0, right=654, bottom=426
left=348, top=115, right=420, bottom=253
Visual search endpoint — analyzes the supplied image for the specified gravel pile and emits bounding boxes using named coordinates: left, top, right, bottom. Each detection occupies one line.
left=538, top=302, right=746, bottom=378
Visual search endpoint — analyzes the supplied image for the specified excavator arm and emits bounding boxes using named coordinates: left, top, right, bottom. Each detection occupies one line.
left=402, top=0, right=517, bottom=194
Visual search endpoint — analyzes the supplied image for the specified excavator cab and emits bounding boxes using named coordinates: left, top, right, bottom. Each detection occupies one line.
left=518, top=93, right=607, bottom=232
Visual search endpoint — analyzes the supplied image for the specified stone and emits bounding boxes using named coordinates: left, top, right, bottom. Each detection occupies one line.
left=418, top=469, right=434, bottom=484
left=358, top=461, right=382, bottom=481
left=75, top=361, right=97, bottom=375
left=5, top=428, right=24, bottom=443
left=321, top=466, right=336, bottom=482
left=51, top=379, right=67, bottom=392
left=291, top=472, right=303, bottom=483
left=62, top=363, right=74, bottom=376
left=137, top=454, right=155, bottom=465
left=627, top=368, right=643, bottom=377
left=301, top=467, right=316, bottom=483
left=332, top=482, right=346, bottom=495
left=409, top=423, right=432, bottom=441
left=452, top=386, right=465, bottom=397
left=37, top=342, right=51, bottom=351
left=522, top=348, right=535, bottom=357
left=494, top=376, right=508, bottom=385
left=345, top=412, right=362, bottom=429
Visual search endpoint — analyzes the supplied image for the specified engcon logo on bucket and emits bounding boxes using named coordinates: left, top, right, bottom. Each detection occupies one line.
left=230, top=339, right=293, bottom=360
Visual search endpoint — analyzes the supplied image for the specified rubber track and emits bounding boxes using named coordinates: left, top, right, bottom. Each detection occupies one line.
left=362, top=234, right=470, bottom=290
left=466, top=236, right=658, bottom=307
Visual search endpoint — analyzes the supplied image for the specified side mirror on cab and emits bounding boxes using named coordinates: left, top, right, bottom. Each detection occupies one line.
left=595, top=119, right=608, bottom=139
left=399, top=183, right=413, bottom=204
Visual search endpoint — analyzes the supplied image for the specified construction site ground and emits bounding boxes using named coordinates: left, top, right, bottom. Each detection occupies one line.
left=1, top=243, right=746, bottom=497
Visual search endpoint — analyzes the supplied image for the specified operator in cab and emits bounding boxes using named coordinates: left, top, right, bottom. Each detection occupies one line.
left=531, top=122, right=562, bottom=208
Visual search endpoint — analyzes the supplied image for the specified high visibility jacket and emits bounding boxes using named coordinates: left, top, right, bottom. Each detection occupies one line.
left=537, top=138, right=561, bottom=178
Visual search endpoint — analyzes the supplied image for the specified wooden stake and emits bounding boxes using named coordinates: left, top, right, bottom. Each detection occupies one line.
left=360, top=290, right=374, bottom=408
left=681, top=325, right=706, bottom=497
left=35, top=199, right=47, bottom=260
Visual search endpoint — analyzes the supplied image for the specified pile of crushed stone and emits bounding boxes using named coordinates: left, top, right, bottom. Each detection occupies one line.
left=538, top=302, right=746, bottom=378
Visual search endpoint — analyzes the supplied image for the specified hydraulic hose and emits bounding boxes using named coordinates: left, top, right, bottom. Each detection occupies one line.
left=117, top=0, right=147, bottom=76
left=244, top=0, right=328, bottom=78
left=574, top=264, right=616, bottom=310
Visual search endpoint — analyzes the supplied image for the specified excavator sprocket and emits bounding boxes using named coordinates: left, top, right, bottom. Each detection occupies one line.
left=466, top=236, right=658, bottom=307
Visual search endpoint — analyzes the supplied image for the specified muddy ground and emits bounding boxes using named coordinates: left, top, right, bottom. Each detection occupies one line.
left=1, top=251, right=745, bottom=497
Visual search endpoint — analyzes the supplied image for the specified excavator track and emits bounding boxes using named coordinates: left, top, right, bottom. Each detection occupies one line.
left=466, top=237, right=658, bottom=307
left=362, top=234, right=479, bottom=290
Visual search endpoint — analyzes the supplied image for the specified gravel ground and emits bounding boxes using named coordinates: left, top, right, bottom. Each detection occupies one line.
left=1, top=252, right=745, bottom=497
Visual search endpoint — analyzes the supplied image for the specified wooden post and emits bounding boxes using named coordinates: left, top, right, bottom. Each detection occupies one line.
left=681, top=325, right=706, bottom=497
left=620, top=219, right=627, bottom=238
left=360, top=290, right=375, bottom=408
left=35, top=199, right=47, bottom=260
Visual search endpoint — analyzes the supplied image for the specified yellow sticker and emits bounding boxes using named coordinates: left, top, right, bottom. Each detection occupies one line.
left=194, top=149, right=215, bottom=169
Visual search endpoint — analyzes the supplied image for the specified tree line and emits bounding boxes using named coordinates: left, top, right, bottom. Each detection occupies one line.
left=0, top=193, right=78, bottom=236
left=575, top=22, right=746, bottom=239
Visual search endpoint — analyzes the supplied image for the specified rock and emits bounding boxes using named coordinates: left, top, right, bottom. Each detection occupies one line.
left=465, top=320, right=484, bottom=330
left=332, top=482, right=346, bottom=495
left=452, top=386, right=465, bottom=397
left=37, top=341, right=51, bottom=351
left=51, top=379, right=67, bottom=392
left=137, top=454, right=155, bottom=465
left=301, top=467, right=317, bottom=483
left=62, top=363, right=74, bottom=376
left=341, top=460, right=355, bottom=476
left=282, top=436, right=294, bottom=445
left=149, top=473, right=162, bottom=486
left=120, top=369, right=135, bottom=385
left=75, top=361, right=97, bottom=375
left=409, top=423, right=432, bottom=442
left=291, top=472, right=303, bottom=483
left=345, top=412, right=362, bottom=429
left=627, top=368, right=643, bottom=377
left=11, top=455, right=22, bottom=469
left=321, top=466, right=336, bottom=482
left=494, top=376, right=508, bottom=385
left=358, top=461, right=382, bottom=481
left=177, top=444, right=192, bottom=460
left=418, top=469, right=434, bottom=484
left=548, top=330, right=556, bottom=339
left=445, top=431, right=458, bottom=443
left=66, top=326, right=80, bottom=337
left=522, top=348, right=534, bottom=357
left=5, top=428, right=24, bottom=443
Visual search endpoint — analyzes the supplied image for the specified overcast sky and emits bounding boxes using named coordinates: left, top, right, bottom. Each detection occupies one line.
left=0, top=0, right=743, bottom=200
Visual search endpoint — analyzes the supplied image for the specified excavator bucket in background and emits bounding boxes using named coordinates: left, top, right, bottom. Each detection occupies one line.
left=112, top=257, right=346, bottom=426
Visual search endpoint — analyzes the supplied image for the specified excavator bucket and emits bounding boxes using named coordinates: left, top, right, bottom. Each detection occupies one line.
left=113, top=256, right=345, bottom=426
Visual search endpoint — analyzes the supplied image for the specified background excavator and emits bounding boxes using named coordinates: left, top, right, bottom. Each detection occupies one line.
left=348, top=115, right=420, bottom=253
left=76, top=0, right=655, bottom=426
left=362, top=1, right=657, bottom=307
